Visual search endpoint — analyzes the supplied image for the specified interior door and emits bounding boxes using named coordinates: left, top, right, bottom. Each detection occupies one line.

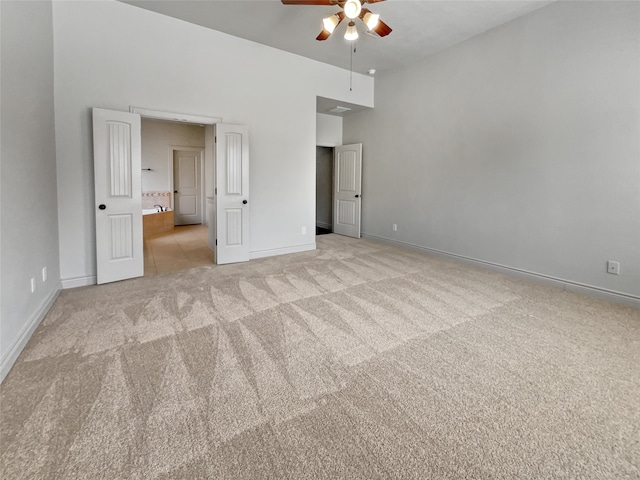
left=92, top=108, right=143, bottom=284
left=173, top=149, right=203, bottom=225
left=214, top=124, right=250, bottom=264
left=333, top=143, right=362, bottom=238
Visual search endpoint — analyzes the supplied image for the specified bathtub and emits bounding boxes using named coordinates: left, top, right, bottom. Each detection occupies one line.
left=143, top=208, right=174, bottom=236
left=143, top=208, right=172, bottom=215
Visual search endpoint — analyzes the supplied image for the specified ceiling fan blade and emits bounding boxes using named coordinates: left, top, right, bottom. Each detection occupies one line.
left=363, top=0, right=387, bottom=3
left=281, top=0, right=338, bottom=5
left=359, top=8, right=392, bottom=37
left=316, top=12, right=344, bottom=41
left=316, top=29, right=332, bottom=41
left=372, top=18, right=392, bottom=37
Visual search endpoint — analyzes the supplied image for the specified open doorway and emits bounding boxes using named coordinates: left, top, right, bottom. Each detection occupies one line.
left=140, top=118, right=211, bottom=275
left=316, top=146, right=333, bottom=235
left=94, top=107, right=250, bottom=283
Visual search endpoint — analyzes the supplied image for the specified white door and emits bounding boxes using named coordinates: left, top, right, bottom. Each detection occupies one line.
left=93, top=108, right=143, bottom=284
left=214, top=124, right=250, bottom=264
left=333, top=143, right=362, bottom=238
left=173, top=149, right=203, bottom=225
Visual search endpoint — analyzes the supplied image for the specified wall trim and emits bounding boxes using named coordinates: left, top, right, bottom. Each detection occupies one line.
left=1, top=285, right=62, bottom=384
left=130, top=106, right=221, bottom=125
left=62, top=275, right=96, bottom=289
left=362, top=233, right=640, bottom=308
left=250, top=243, right=316, bottom=260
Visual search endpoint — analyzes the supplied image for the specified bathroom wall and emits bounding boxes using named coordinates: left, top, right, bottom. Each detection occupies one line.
left=141, top=118, right=205, bottom=193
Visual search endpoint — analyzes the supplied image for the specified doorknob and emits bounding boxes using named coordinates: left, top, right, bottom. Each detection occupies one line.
left=355, top=195, right=360, bottom=198
left=174, top=190, right=178, bottom=194
left=243, top=200, right=248, bottom=205
left=98, top=204, right=106, bottom=210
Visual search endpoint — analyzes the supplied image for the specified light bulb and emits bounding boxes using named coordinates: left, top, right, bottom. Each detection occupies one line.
left=363, top=12, right=379, bottom=30
left=323, top=14, right=339, bottom=34
left=343, top=0, right=362, bottom=20
left=344, top=22, right=359, bottom=41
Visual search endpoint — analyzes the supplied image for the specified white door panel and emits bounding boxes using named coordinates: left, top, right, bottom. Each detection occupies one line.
left=93, top=108, right=143, bottom=284
left=215, top=124, right=250, bottom=264
left=174, top=149, right=202, bottom=225
left=334, top=144, right=362, bottom=238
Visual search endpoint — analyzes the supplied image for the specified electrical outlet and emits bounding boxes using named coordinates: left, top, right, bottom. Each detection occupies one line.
left=392, top=224, right=398, bottom=232
left=30, top=277, right=36, bottom=293
left=301, top=226, right=307, bottom=235
left=607, top=261, right=620, bottom=275
left=42, top=267, right=47, bottom=282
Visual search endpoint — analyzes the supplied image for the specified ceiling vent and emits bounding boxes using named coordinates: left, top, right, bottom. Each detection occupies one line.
left=327, top=106, right=351, bottom=114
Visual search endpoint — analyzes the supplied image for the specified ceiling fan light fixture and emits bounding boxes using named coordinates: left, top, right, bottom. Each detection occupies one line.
left=343, top=0, right=362, bottom=19
left=323, top=14, right=340, bottom=34
left=363, top=12, right=380, bottom=31
left=344, top=21, right=359, bottom=41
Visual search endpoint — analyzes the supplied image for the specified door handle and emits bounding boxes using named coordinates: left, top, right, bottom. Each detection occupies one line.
left=355, top=195, right=360, bottom=198
left=174, top=190, right=178, bottom=194
left=98, top=204, right=106, bottom=210
left=243, top=200, right=248, bottom=205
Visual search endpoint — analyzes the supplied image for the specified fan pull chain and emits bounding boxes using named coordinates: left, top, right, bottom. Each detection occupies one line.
left=349, top=41, right=357, bottom=91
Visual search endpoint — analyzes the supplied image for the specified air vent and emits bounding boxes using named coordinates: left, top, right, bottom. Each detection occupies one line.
left=327, top=106, right=351, bottom=114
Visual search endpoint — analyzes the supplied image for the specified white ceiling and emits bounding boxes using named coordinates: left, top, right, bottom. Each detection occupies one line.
left=123, top=0, right=553, bottom=74
left=121, top=0, right=553, bottom=115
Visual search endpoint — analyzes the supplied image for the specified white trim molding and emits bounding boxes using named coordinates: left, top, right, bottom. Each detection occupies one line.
left=1, top=285, right=62, bottom=383
left=130, top=106, right=221, bottom=125
left=363, top=233, right=640, bottom=308
left=62, top=275, right=97, bottom=289
left=250, top=243, right=316, bottom=260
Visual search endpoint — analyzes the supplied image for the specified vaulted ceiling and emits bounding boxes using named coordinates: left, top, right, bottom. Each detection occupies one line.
left=122, top=0, right=554, bottom=74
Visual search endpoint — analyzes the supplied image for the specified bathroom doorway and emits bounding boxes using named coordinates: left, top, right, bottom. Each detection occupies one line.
left=140, top=117, right=211, bottom=275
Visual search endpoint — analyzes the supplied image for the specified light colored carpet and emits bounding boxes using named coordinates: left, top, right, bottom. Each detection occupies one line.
left=1, top=234, right=639, bottom=479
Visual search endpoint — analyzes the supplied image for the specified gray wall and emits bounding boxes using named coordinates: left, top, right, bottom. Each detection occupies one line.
left=52, top=1, right=373, bottom=285
left=316, top=113, right=343, bottom=147
left=1, top=0, right=61, bottom=380
left=141, top=119, right=205, bottom=193
left=316, top=147, right=333, bottom=229
left=344, top=1, right=640, bottom=300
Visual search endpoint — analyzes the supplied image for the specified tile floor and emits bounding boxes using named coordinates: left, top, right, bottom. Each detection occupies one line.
left=144, top=224, right=214, bottom=275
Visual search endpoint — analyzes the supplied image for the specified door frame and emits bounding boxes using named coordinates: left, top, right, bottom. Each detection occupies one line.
left=131, top=106, right=221, bottom=227
left=315, top=145, right=335, bottom=232
left=168, top=146, right=205, bottom=225
left=130, top=106, right=221, bottom=126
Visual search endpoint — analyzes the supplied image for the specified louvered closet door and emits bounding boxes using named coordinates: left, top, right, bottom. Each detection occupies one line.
left=333, top=143, right=362, bottom=238
left=93, top=108, right=143, bottom=284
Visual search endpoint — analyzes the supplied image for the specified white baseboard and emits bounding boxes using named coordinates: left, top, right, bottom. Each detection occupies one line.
left=362, top=233, right=640, bottom=308
left=250, top=243, right=316, bottom=260
left=61, top=275, right=96, bottom=289
left=1, top=284, right=62, bottom=383
left=316, top=222, right=332, bottom=230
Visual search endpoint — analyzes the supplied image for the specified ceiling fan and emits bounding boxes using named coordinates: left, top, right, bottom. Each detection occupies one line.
left=281, top=0, right=392, bottom=41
